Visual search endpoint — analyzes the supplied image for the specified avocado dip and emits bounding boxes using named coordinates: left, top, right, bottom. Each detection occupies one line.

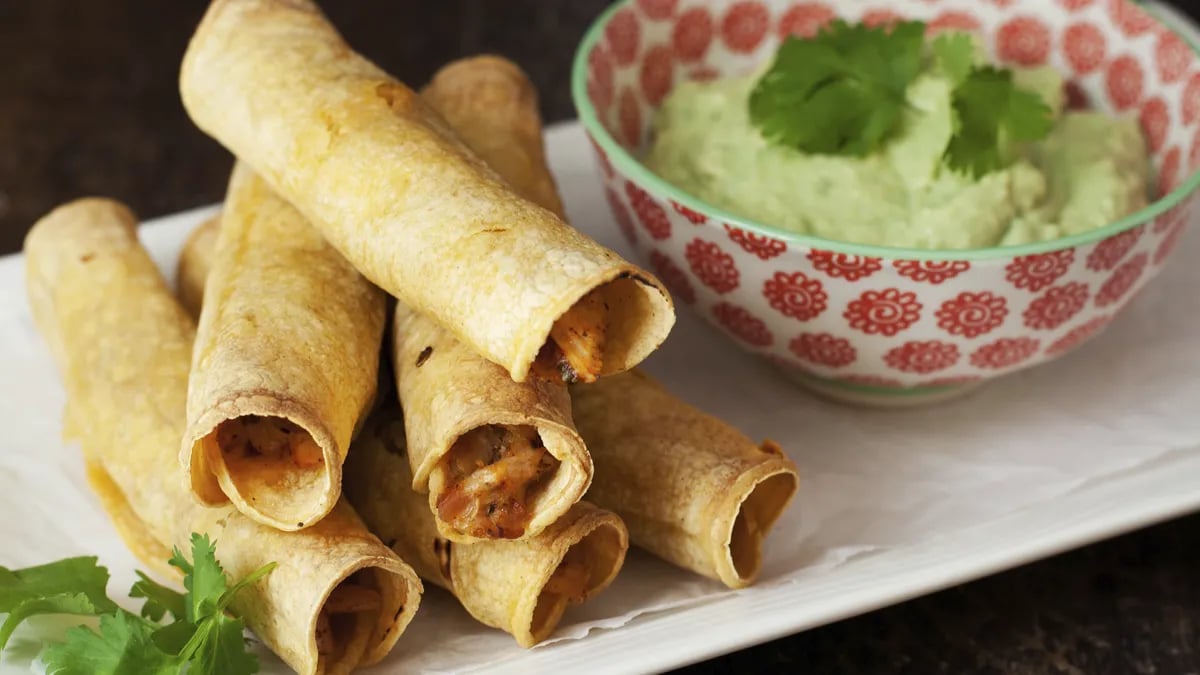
left=644, top=45, right=1152, bottom=250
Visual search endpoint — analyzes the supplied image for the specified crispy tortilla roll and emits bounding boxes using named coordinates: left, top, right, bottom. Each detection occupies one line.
left=180, top=0, right=674, bottom=383
left=422, top=56, right=566, bottom=239
left=24, top=198, right=420, bottom=675
left=393, top=307, right=592, bottom=542
left=387, top=56, right=603, bottom=541
left=183, top=163, right=387, bottom=530
left=175, top=212, right=218, bottom=319
left=344, top=407, right=627, bottom=647
left=420, top=56, right=607, bottom=383
left=572, top=371, right=800, bottom=588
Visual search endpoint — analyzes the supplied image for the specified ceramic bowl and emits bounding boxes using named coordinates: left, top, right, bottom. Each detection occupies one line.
left=572, top=0, right=1200, bottom=406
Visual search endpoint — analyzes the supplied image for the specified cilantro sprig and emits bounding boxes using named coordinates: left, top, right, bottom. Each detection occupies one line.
left=749, top=19, right=926, bottom=156
left=930, top=31, right=1055, bottom=175
left=749, top=19, right=1053, bottom=176
left=0, top=534, right=275, bottom=675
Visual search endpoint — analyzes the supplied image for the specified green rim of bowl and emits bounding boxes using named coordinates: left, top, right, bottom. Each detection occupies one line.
left=571, top=0, right=1200, bottom=262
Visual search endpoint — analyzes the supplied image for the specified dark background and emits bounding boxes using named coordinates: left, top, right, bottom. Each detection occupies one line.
left=3, top=1, right=1198, bottom=672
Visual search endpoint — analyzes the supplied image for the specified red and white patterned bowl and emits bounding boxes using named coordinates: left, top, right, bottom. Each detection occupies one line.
left=572, top=0, right=1200, bottom=406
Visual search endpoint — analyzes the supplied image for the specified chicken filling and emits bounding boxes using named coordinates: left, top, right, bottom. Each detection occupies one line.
left=314, top=577, right=381, bottom=656
left=435, top=425, right=557, bottom=538
left=216, top=415, right=323, bottom=468
left=531, top=290, right=608, bottom=383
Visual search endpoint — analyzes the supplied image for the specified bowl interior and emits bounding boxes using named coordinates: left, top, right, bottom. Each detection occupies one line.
left=578, top=0, right=1200, bottom=251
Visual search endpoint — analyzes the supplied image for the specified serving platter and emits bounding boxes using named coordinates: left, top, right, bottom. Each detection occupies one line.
left=6, top=4, right=1200, bottom=663
left=1, top=120, right=1199, bottom=675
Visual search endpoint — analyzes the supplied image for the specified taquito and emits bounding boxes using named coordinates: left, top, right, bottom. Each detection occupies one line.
left=180, top=0, right=674, bottom=383
left=184, top=163, right=387, bottom=530
left=345, top=406, right=628, bottom=648
left=175, top=212, right=218, bottom=319
left=572, top=371, right=799, bottom=588
left=177, top=221, right=627, bottom=647
left=397, top=57, right=599, bottom=542
left=25, top=198, right=421, bottom=675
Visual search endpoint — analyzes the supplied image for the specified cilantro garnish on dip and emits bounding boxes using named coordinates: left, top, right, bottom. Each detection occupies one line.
left=644, top=20, right=1151, bottom=250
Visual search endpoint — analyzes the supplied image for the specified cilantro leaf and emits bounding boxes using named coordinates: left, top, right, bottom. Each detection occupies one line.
left=0, top=557, right=119, bottom=649
left=931, top=32, right=975, bottom=86
left=946, top=65, right=1054, bottom=176
left=750, top=19, right=1055, bottom=176
left=41, top=611, right=181, bottom=675
left=172, top=533, right=227, bottom=622
left=0, top=557, right=116, bottom=613
left=164, top=534, right=269, bottom=675
left=750, top=19, right=926, bottom=156
left=149, top=617, right=198, bottom=657
left=195, top=614, right=258, bottom=675
left=129, top=572, right=186, bottom=622
left=0, top=594, right=110, bottom=649
left=1, top=535, right=273, bottom=675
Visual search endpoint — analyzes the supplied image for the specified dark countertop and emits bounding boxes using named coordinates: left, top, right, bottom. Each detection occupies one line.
left=3, top=1, right=1198, bottom=673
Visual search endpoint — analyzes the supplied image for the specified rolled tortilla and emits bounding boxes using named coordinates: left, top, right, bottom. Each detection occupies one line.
left=345, top=405, right=628, bottom=647
left=184, top=162, right=387, bottom=530
left=180, top=0, right=674, bottom=383
left=392, top=308, right=591, bottom=542
left=175, top=212, right=218, bottom=319
left=571, top=370, right=800, bottom=588
left=24, top=198, right=421, bottom=675
left=395, top=57, right=602, bottom=542
left=422, top=56, right=566, bottom=225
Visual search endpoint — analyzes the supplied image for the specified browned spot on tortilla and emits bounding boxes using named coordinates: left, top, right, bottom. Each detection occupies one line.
left=376, top=82, right=416, bottom=111
left=433, top=538, right=452, bottom=583
left=760, top=440, right=783, bottom=456
left=415, top=346, right=433, bottom=367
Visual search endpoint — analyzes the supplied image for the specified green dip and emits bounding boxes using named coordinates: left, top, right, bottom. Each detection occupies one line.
left=644, top=56, right=1151, bottom=249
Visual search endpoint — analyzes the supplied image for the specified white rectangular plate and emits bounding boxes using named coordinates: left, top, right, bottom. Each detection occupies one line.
left=3, top=122, right=1199, bottom=675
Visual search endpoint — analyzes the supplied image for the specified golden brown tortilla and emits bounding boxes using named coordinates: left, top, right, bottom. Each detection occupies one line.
left=180, top=0, right=674, bottom=383
left=25, top=198, right=421, bottom=675
left=183, top=163, right=387, bottom=530
left=572, top=371, right=799, bottom=588
left=346, top=405, right=627, bottom=647
left=175, top=212, right=218, bottom=319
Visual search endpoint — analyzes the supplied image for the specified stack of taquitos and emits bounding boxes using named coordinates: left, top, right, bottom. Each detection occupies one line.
left=24, top=199, right=422, bottom=675
left=176, top=231, right=629, bottom=647
left=180, top=50, right=798, bottom=596
left=21, top=0, right=803, bottom=667
left=176, top=0, right=678, bottom=543
left=175, top=56, right=635, bottom=648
